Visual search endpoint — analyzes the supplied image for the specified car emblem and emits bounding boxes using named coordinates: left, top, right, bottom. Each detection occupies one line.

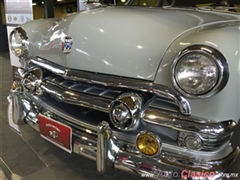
left=49, top=130, right=58, bottom=139
left=62, top=36, right=73, bottom=54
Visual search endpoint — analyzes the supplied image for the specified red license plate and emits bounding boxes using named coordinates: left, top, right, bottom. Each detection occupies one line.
left=38, top=114, right=72, bottom=153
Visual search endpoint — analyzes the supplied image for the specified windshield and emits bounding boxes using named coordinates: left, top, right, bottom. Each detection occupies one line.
left=116, top=0, right=240, bottom=14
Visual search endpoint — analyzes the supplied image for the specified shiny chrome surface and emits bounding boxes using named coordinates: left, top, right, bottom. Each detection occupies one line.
left=183, top=134, right=203, bottom=150
left=141, top=108, right=236, bottom=137
left=135, top=131, right=162, bottom=157
left=177, top=132, right=230, bottom=151
left=10, top=27, right=29, bottom=58
left=9, top=89, right=39, bottom=128
left=8, top=86, right=239, bottom=180
left=97, top=121, right=121, bottom=173
left=40, top=81, right=111, bottom=112
left=110, top=92, right=142, bottom=130
left=9, top=92, right=238, bottom=180
left=141, top=108, right=235, bottom=151
left=28, top=57, right=191, bottom=115
left=9, top=82, right=28, bottom=125
left=10, top=86, right=234, bottom=160
left=22, top=67, right=43, bottom=93
left=171, top=45, right=229, bottom=98
left=14, top=64, right=235, bottom=152
left=115, top=148, right=239, bottom=180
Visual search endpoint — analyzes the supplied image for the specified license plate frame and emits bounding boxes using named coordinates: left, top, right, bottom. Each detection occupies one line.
left=38, top=114, right=72, bottom=153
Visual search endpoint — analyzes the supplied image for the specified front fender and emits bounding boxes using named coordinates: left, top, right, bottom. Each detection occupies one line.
left=154, top=21, right=240, bottom=123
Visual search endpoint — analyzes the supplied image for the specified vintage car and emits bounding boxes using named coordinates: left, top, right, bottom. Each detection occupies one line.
left=7, top=0, right=240, bottom=179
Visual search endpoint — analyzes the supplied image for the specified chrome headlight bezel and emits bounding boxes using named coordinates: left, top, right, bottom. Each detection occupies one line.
left=10, top=27, right=29, bottom=58
left=172, top=45, right=229, bottom=98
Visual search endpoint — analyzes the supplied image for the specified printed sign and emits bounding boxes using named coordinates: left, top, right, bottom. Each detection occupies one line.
left=38, top=114, right=72, bottom=153
left=4, top=0, right=33, bottom=25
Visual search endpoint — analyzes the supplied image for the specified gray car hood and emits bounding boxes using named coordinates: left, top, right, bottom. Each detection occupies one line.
left=24, top=6, right=239, bottom=81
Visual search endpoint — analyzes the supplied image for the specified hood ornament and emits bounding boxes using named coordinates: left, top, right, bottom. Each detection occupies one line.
left=62, top=36, right=73, bottom=54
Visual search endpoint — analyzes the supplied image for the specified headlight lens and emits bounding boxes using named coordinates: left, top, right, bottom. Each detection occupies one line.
left=175, top=53, right=219, bottom=95
left=172, top=46, right=229, bottom=98
left=10, top=27, right=29, bottom=58
left=136, top=131, right=162, bottom=157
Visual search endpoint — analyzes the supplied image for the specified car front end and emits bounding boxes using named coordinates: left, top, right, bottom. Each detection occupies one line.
left=7, top=3, right=240, bottom=180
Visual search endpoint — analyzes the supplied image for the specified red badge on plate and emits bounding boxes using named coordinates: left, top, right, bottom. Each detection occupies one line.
left=38, top=114, right=72, bottom=153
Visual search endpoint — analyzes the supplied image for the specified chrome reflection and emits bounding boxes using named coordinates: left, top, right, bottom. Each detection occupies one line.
left=110, top=92, right=142, bottom=130
left=172, top=45, right=229, bottom=98
left=28, top=57, right=191, bottom=115
left=97, top=121, right=121, bottom=173
left=40, top=81, right=111, bottom=112
left=22, top=67, right=43, bottom=93
left=141, top=108, right=236, bottom=137
left=9, top=82, right=39, bottom=127
left=10, top=27, right=29, bottom=58
left=9, top=89, right=239, bottom=177
left=141, top=108, right=236, bottom=151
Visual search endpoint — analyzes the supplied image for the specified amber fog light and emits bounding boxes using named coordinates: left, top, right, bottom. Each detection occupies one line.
left=136, top=131, right=162, bottom=157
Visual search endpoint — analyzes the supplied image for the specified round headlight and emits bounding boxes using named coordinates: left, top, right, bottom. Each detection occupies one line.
left=10, top=27, right=29, bottom=58
left=172, top=46, right=229, bottom=98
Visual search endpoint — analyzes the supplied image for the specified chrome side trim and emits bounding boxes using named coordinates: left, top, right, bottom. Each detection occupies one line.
left=141, top=108, right=236, bottom=137
left=28, top=57, right=191, bottom=115
left=171, top=45, right=229, bottom=98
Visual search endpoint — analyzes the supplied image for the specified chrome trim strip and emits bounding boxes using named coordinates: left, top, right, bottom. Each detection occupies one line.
left=171, top=45, right=229, bottom=98
left=20, top=93, right=234, bottom=160
left=141, top=108, right=236, bottom=137
left=72, top=133, right=239, bottom=180
left=28, top=57, right=191, bottom=115
left=40, top=81, right=111, bottom=113
left=115, top=148, right=239, bottom=180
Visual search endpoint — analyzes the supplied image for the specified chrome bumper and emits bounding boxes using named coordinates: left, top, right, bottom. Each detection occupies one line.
left=8, top=90, right=239, bottom=180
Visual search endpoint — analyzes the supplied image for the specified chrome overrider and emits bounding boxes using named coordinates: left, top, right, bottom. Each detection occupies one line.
left=8, top=81, right=239, bottom=179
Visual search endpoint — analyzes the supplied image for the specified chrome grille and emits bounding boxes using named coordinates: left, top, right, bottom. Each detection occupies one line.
left=41, top=73, right=180, bottom=114
left=27, top=57, right=191, bottom=115
left=45, top=74, right=122, bottom=99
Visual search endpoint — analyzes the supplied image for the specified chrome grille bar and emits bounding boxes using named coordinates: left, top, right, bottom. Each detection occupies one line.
left=41, top=81, right=111, bottom=112
left=45, top=74, right=122, bottom=99
left=27, top=57, right=191, bottom=115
